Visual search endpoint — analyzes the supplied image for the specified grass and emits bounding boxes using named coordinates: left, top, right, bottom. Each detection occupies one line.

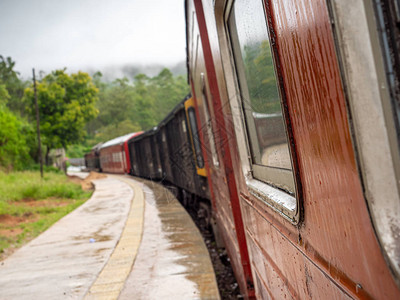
left=0, top=171, right=92, bottom=257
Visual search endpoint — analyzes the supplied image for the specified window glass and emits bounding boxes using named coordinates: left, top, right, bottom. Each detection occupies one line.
left=182, top=120, right=187, bottom=133
left=188, top=107, right=205, bottom=168
left=201, top=74, right=219, bottom=167
left=228, top=0, right=295, bottom=194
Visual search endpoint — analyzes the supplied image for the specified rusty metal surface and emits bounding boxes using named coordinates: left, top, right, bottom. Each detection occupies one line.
left=119, top=178, right=220, bottom=300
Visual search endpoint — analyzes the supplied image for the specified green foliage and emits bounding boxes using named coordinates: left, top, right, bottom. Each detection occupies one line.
left=0, top=55, right=189, bottom=166
left=0, top=56, right=27, bottom=115
left=0, top=83, right=10, bottom=105
left=24, top=70, right=99, bottom=159
left=0, top=171, right=90, bottom=206
left=24, top=163, right=63, bottom=174
left=0, top=171, right=91, bottom=254
left=131, top=73, right=156, bottom=129
left=66, top=144, right=92, bottom=158
left=97, top=77, right=137, bottom=128
left=0, top=103, right=34, bottom=170
left=90, top=119, right=141, bottom=145
left=0, top=56, right=19, bottom=84
left=243, top=41, right=281, bottom=114
left=0, top=72, right=35, bottom=170
left=85, top=68, right=189, bottom=149
left=151, top=69, right=189, bottom=123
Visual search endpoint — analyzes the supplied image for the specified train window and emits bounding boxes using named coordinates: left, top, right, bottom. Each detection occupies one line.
left=182, top=120, right=187, bottom=133
left=201, top=73, right=219, bottom=168
left=188, top=107, right=205, bottom=169
left=227, top=0, right=295, bottom=195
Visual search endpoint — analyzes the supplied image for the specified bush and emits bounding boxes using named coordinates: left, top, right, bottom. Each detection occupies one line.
left=0, top=170, right=92, bottom=256
left=24, top=163, right=63, bottom=174
left=66, top=144, right=92, bottom=158
left=0, top=105, right=33, bottom=170
left=0, top=171, right=92, bottom=213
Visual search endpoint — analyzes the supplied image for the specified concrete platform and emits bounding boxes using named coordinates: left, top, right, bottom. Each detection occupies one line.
left=0, top=174, right=219, bottom=300
left=118, top=177, right=220, bottom=300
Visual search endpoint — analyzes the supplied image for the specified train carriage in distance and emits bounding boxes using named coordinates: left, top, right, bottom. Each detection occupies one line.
left=128, top=127, right=162, bottom=180
left=98, top=132, right=142, bottom=174
left=128, top=96, right=210, bottom=201
left=84, top=142, right=103, bottom=172
left=186, top=0, right=400, bottom=299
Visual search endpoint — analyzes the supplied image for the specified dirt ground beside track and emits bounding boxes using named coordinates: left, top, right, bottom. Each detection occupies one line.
left=0, top=172, right=103, bottom=260
left=1, top=173, right=101, bottom=232
left=68, top=171, right=106, bottom=191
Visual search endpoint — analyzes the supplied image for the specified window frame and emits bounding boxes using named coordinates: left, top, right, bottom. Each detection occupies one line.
left=187, top=106, right=205, bottom=170
left=222, top=0, right=300, bottom=223
left=200, top=72, right=220, bottom=168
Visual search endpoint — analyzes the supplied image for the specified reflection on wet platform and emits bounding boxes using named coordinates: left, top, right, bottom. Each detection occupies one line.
left=119, top=178, right=220, bottom=300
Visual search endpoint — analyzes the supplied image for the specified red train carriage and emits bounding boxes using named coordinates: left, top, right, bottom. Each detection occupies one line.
left=186, top=1, right=255, bottom=297
left=99, top=132, right=142, bottom=174
left=186, top=0, right=400, bottom=299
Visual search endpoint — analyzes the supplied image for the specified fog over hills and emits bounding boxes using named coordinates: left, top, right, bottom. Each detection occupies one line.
left=22, top=61, right=187, bottom=82
left=18, top=61, right=187, bottom=82
left=88, top=60, right=187, bottom=82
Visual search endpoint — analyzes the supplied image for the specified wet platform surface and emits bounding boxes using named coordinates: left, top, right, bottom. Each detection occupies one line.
left=119, top=178, right=220, bottom=300
left=0, top=173, right=219, bottom=299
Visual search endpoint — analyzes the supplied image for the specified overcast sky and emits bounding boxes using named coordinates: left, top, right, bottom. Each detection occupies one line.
left=0, top=0, right=187, bottom=79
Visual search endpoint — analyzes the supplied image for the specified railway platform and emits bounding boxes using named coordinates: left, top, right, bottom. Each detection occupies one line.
left=0, top=173, right=220, bottom=300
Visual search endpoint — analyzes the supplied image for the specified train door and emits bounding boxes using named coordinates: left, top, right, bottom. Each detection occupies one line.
left=328, top=0, right=400, bottom=289
left=214, top=0, right=400, bottom=298
left=188, top=1, right=256, bottom=297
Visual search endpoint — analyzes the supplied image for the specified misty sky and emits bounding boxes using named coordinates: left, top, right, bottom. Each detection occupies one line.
left=0, top=0, right=187, bottom=78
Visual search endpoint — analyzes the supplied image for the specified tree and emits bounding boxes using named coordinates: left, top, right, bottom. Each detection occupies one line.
left=86, top=74, right=142, bottom=137
left=24, top=69, right=99, bottom=164
left=151, top=68, right=189, bottom=123
left=85, top=71, right=106, bottom=136
left=98, top=77, right=136, bottom=128
left=131, top=73, right=156, bottom=130
left=243, top=41, right=281, bottom=114
left=91, top=119, right=141, bottom=145
left=0, top=87, right=33, bottom=170
left=0, top=83, right=10, bottom=106
left=84, top=68, right=190, bottom=148
left=0, top=55, right=26, bottom=115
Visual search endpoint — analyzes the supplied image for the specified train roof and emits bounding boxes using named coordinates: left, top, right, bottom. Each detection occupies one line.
left=91, top=142, right=103, bottom=151
left=100, top=132, right=142, bottom=149
left=127, top=127, right=158, bottom=143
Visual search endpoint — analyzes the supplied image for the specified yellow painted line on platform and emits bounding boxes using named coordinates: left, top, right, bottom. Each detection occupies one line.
left=85, top=177, right=145, bottom=300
